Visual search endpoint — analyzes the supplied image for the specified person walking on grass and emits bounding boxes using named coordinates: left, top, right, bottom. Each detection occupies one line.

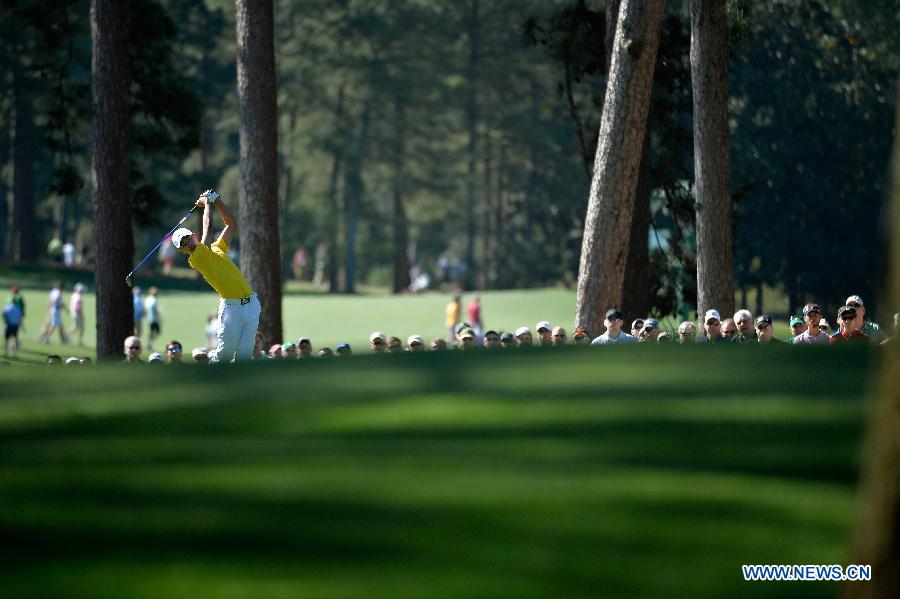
left=3, top=299, right=23, bottom=358
left=172, top=192, right=260, bottom=363
left=40, top=281, right=68, bottom=344
left=69, top=283, right=87, bottom=347
left=144, top=287, right=162, bottom=351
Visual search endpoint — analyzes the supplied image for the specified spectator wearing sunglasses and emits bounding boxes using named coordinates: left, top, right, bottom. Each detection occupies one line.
left=637, top=319, right=660, bottom=343
left=552, top=326, right=567, bottom=346
left=699, top=309, right=727, bottom=344
left=844, top=295, right=884, bottom=343
left=118, top=335, right=143, bottom=364
left=370, top=331, right=387, bottom=353
left=754, top=315, right=781, bottom=343
left=678, top=321, right=697, bottom=344
left=630, top=319, right=644, bottom=338
left=721, top=318, right=738, bottom=341
left=165, top=340, right=184, bottom=364
left=592, top=310, right=636, bottom=345
left=829, top=306, right=870, bottom=345
left=792, top=304, right=829, bottom=345
left=483, top=330, right=501, bottom=349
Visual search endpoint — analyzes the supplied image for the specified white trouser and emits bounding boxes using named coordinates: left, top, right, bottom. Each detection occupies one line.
left=211, top=294, right=261, bottom=363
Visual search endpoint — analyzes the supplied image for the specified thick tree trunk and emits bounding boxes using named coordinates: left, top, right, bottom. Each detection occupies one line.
left=845, top=86, right=900, bottom=599
left=691, top=0, right=734, bottom=319
left=235, top=0, right=282, bottom=347
left=463, top=0, right=479, bottom=291
left=0, top=96, right=9, bottom=259
left=344, top=103, right=370, bottom=294
left=391, top=97, right=411, bottom=294
left=575, top=0, right=667, bottom=333
left=12, top=63, right=38, bottom=262
left=91, top=0, right=133, bottom=360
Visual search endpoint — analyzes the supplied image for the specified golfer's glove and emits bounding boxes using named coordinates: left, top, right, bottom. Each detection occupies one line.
left=201, top=189, right=220, bottom=204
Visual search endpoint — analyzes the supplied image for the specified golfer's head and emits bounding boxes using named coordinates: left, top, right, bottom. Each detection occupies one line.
left=173, top=228, right=197, bottom=255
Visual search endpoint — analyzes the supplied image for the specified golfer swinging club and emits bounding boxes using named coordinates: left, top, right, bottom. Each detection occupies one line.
left=172, top=191, right=260, bottom=362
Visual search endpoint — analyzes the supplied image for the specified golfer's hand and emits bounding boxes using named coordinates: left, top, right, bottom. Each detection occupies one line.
left=195, top=196, right=209, bottom=209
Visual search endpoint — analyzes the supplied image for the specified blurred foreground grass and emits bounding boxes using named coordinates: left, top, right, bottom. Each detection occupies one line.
left=0, top=345, right=876, bottom=598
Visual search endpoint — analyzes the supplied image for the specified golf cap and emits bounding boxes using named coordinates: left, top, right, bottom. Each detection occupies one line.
left=148, top=352, right=164, bottom=363
left=515, top=326, right=531, bottom=337
left=704, top=309, right=721, bottom=323
left=191, top=347, right=209, bottom=358
left=573, top=327, right=591, bottom=339
left=460, top=329, right=475, bottom=340
left=631, top=319, right=644, bottom=329
left=268, top=344, right=282, bottom=355
left=789, top=316, right=804, bottom=327
left=370, top=331, right=387, bottom=343
left=535, top=321, right=551, bottom=332
left=282, top=342, right=297, bottom=351
left=642, top=318, right=659, bottom=330
left=756, top=315, right=773, bottom=327
left=407, top=335, right=423, bottom=346
left=74, top=283, right=87, bottom=293
left=500, top=332, right=515, bottom=343
left=484, top=330, right=499, bottom=337
left=65, top=356, right=81, bottom=365
left=845, top=295, right=864, bottom=307
left=336, top=342, right=351, bottom=351
left=604, top=309, right=623, bottom=321
left=172, top=228, right=193, bottom=248
left=297, top=336, right=311, bottom=345
left=802, top=304, right=822, bottom=316
left=838, top=305, right=857, bottom=318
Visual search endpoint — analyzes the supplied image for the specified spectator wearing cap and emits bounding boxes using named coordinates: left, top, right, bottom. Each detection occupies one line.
left=298, top=337, right=313, bottom=358
left=637, top=319, right=660, bottom=343
left=819, top=318, right=832, bottom=336
left=336, top=342, right=352, bottom=357
left=630, top=319, right=644, bottom=338
left=165, top=340, right=184, bottom=364
left=793, top=304, right=829, bottom=345
left=656, top=332, right=673, bottom=343
left=677, top=321, right=697, bottom=344
left=370, top=332, right=387, bottom=353
left=699, top=309, right=727, bottom=344
left=535, top=322, right=553, bottom=346
left=407, top=335, right=425, bottom=352
left=119, top=335, right=143, bottom=364
left=483, top=330, right=501, bottom=349
left=499, top=332, right=516, bottom=348
left=844, top=295, right=885, bottom=343
left=515, top=327, right=533, bottom=347
left=788, top=316, right=807, bottom=339
left=65, top=356, right=81, bottom=366
left=192, top=347, right=210, bottom=363
left=730, top=310, right=755, bottom=343
left=829, top=306, right=870, bottom=345
left=430, top=338, right=448, bottom=351
left=318, top=348, right=334, bottom=358
left=268, top=343, right=283, bottom=358
left=282, top=342, right=300, bottom=359
left=387, top=336, right=404, bottom=353
left=457, top=328, right=476, bottom=350
left=754, top=315, right=779, bottom=343
left=592, top=310, right=636, bottom=345
left=552, top=326, right=567, bottom=346
left=721, top=318, right=738, bottom=341
left=79, top=356, right=92, bottom=365
left=47, top=354, right=63, bottom=365
left=148, top=352, right=164, bottom=364
left=572, top=327, right=591, bottom=345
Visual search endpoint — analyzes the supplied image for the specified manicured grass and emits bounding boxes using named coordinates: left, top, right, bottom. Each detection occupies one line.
left=0, top=345, right=875, bottom=597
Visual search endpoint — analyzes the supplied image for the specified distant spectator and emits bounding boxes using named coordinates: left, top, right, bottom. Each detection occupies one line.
left=592, top=310, right=635, bottom=345
left=192, top=347, right=210, bottom=363
left=637, top=319, right=660, bottom=343
left=10, top=284, right=25, bottom=318
left=318, top=347, right=334, bottom=358
left=829, top=306, right=869, bottom=345
left=677, top=321, right=697, bottom=344
left=700, top=309, right=726, bottom=344
left=467, top=295, right=482, bottom=338
left=69, top=283, right=87, bottom=347
left=430, top=338, right=448, bottom=351
left=754, top=315, right=778, bottom=343
left=268, top=344, right=283, bottom=358
left=387, top=336, right=404, bottom=353
left=457, top=328, right=476, bottom=350
left=148, top=352, right=164, bottom=364
left=515, top=327, right=533, bottom=347
left=62, top=241, right=76, bottom=267
left=731, top=310, right=755, bottom=343
left=119, top=335, right=143, bottom=364
left=370, top=332, right=387, bottom=353
left=657, top=332, right=673, bottom=343
left=407, top=335, right=425, bottom=352
left=292, top=247, right=308, bottom=281
left=535, top=321, right=553, bottom=346
left=252, top=334, right=269, bottom=360
left=793, top=304, right=829, bottom=345
left=47, top=354, right=63, bottom=365
left=282, top=342, right=300, bottom=359
left=483, top=330, right=501, bottom=349
left=159, top=235, right=177, bottom=275
left=336, top=342, right=352, bottom=357
left=845, top=295, right=885, bottom=343
left=819, top=318, right=832, bottom=336
left=721, top=318, right=738, bottom=341
left=166, top=340, right=184, bottom=364
left=79, top=356, right=92, bottom=365
left=630, top=319, right=644, bottom=338
left=205, top=314, right=219, bottom=349
left=132, top=287, right=144, bottom=338
left=788, top=316, right=807, bottom=339
left=298, top=337, right=313, bottom=358
left=65, top=356, right=81, bottom=366
left=499, top=332, right=516, bottom=348
left=3, top=298, right=23, bottom=359
left=552, top=326, right=567, bottom=346
left=445, top=295, right=461, bottom=339
left=572, top=327, right=592, bottom=345
left=145, top=287, right=161, bottom=350
left=40, top=281, right=68, bottom=344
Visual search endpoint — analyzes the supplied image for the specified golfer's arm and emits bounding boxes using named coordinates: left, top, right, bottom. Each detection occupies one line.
left=216, top=199, right=237, bottom=246
left=200, top=202, right=213, bottom=245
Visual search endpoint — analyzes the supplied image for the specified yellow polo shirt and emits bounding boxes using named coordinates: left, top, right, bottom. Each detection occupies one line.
left=188, top=238, right=253, bottom=299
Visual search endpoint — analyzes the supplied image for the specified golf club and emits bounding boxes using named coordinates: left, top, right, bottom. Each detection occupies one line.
left=125, top=190, right=219, bottom=288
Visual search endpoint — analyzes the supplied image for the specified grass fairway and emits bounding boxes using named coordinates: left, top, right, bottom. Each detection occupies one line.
left=0, top=345, right=874, bottom=598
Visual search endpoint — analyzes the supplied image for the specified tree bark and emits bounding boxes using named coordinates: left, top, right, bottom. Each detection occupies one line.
left=691, top=0, right=734, bottom=319
left=344, top=102, right=370, bottom=294
left=844, top=86, right=900, bottom=599
left=91, top=0, right=133, bottom=360
left=12, top=62, right=38, bottom=262
left=235, top=0, right=282, bottom=347
left=391, top=96, right=411, bottom=294
left=575, top=0, right=667, bottom=333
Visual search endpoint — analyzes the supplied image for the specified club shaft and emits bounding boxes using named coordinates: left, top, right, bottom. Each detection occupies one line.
left=127, top=205, right=198, bottom=279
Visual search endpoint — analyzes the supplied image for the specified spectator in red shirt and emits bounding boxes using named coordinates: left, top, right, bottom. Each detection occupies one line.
left=829, top=306, right=870, bottom=345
